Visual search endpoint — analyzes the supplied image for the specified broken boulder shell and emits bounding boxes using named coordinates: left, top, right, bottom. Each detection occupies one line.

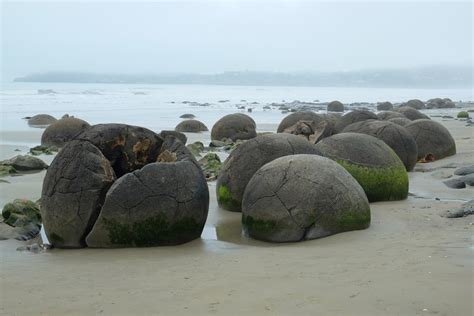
left=315, top=133, right=409, bottom=202
left=404, top=119, right=456, bottom=161
left=41, top=124, right=209, bottom=248
left=342, top=120, right=418, bottom=171
left=211, top=113, right=256, bottom=141
left=242, top=154, right=370, bottom=242
left=217, top=133, right=320, bottom=212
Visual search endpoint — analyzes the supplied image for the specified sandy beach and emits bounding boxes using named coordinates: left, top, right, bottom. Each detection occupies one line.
left=0, top=113, right=473, bottom=316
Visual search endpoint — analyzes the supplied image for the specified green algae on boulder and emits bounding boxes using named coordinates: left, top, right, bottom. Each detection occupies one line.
left=198, top=153, right=222, bottom=180
left=2, top=199, right=41, bottom=227
left=216, top=133, right=320, bottom=212
left=457, top=111, right=469, bottom=119
left=315, top=133, right=408, bottom=202
left=242, top=154, right=370, bottom=242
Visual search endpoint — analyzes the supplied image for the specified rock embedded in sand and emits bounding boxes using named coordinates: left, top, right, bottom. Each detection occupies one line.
left=41, top=140, right=117, bottom=248
left=41, top=124, right=210, bottom=248
left=334, top=110, right=379, bottom=133
left=211, top=113, right=257, bottom=141
left=342, top=120, right=418, bottom=171
left=86, top=136, right=209, bottom=247
left=327, top=100, right=345, bottom=112
left=242, top=154, right=370, bottom=242
left=426, top=98, right=456, bottom=109
left=404, top=119, right=456, bottom=161
left=396, top=106, right=430, bottom=121
left=377, top=102, right=393, bottom=111
left=180, top=113, right=196, bottom=119
left=454, top=165, right=474, bottom=176
left=216, top=133, right=321, bottom=212
left=41, top=117, right=91, bottom=148
left=403, top=99, right=426, bottom=110
left=28, top=114, right=57, bottom=127
left=1, top=155, right=48, bottom=171
left=443, top=178, right=466, bottom=189
left=460, top=174, right=474, bottom=186
left=175, top=119, right=209, bottom=133
left=442, top=200, right=474, bottom=218
left=457, top=111, right=469, bottom=119
left=315, top=133, right=409, bottom=202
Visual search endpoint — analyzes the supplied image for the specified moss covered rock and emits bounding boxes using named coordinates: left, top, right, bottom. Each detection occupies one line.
left=404, top=119, right=456, bottom=161
left=342, top=120, right=418, bottom=171
left=315, top=133, right=408, bottom=202
left=457, top=111, right=469, bottom=119
left=217, top=133, right=320, bottom=212
left=242, top=155, right=370, bottom=242
left=2, top=199, right=41, bottom=227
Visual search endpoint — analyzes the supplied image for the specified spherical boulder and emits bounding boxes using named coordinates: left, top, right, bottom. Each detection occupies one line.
left=396, top=106, right=429, bottom=121
left=334, top=110, right=378, bottom=133
left=175, top=119, right=209, bottom=133
left=377, top=102, right=393, bottom=111
left=242, top=154, right=370, bottom=242
left=404, top=99, right=425, bottom=110
left=28, top=114, right=57, bottom=127
left=41, top=117, right=90, bottom=148
left=217, top=133, right=320, bottom=212
left=315, top=133, right=408, bottom=202
left=377, top=111, right=406, bottom=121
left=327, top=101, right=344, bottom=112
left=211, top=113, right=256, bottom=141
left=342, top=120, right=418, bottom=171
left=426, top=98, right=455, bottom=109
left=404, top=119, right=456, bottom=161
left=387, top=117, right=412, bottom=126
left=41, top=124, right=210, bottom=248
left=159, top=130, right=187, bottom=145
left=277, top=111, right=324, bottom=133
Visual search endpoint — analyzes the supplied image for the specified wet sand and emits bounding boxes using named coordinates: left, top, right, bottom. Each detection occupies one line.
left=0, top=118, right=473, bottom=315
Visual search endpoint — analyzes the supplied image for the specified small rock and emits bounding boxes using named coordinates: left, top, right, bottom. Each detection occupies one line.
left=0, top=165, right=17, bottom=177
left=1, top=155, right=48, bottom=171
left=460, top=174, right=474, bottom=186
left=180, top=114, right=196, bottom=119
left=199, top=153, right=222, bottom=181
left=442, top=200, right=474, bottom=218
left=454, top=165, right=474, bottom=176
left=209, top=140, right=226, bottom=148
left=443, top=178, right=466, bottom=189
left=29, top=145, right=58, bottom=156
left=2, top=199, right=42, bottom=227
left=186, top=142, right=205, bottom=156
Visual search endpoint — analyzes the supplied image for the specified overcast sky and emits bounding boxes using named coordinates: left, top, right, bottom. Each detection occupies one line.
left=1, top=1, right=472, bottom=80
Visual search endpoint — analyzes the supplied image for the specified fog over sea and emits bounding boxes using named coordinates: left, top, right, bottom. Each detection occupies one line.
left=1, top=82, right=473, bottom=139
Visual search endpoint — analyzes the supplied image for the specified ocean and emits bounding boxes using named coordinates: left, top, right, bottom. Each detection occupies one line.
left=1, top=82, right=473, bottom=135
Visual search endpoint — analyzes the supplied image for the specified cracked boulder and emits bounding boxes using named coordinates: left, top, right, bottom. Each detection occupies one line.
left=41, top=140, right=117, bottom=248
left=242, top=154, right=370, bottom=242
left=217, top=133, right=321, bottom=212
left=211, top=113, right=256, bottom=141
left=86, top=136, right=209, bottom=247
left=277, top=111, right=325, bottom=133
left=315, top=133, right=408, bottom=202
left=404, top=119, right=456, bottom=161
left=334, top=110, right=378, bottom=133
left=41, top=117, right=91, bottom=147
left=342, top=120, right=418, bottom=171
left=175, top=119, right=209, bottom=133
left=395, top=106, right=429, bottom=121
left=41, top=124, right=210, bottom=248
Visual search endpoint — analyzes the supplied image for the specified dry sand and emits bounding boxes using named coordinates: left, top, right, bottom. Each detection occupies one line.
left=0, top=118, right=473, bottom=315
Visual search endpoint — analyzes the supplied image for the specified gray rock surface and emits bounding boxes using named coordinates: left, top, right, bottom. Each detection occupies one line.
left=216, top=133, right=320, bottom=212
left=28, top=114, right=57, bottom=127
left=211, top=113, right=257, bottom=141
left=404, top=99, right=425, bottom=110
left=41, top=117, right=91, bottom=147
left=377, top=111, right=406, bottom=121
left=387, top=117, right=412, bottom=126
left=443, top=178, right=466, bottom=189
left=175, top=119, right=209, bottom=133
left=377, top=102, right=393, bottom=111
left=159, top=130, right=187, bottom=144
left=342, top=120, right=418, bottom=171
left=327, top=100, right=344, bottom=112
left=242, top=154, right=370, bottom=242
left=442, top=200, right=474, bottom=218
left=454, top=165, right=474, bottom=176
left=1, top=155, right=48, bottom=171
left=405, top=119, right=456, bottom=161
left=426, top=98, right=456, bottom=109
left=277, top=111, right=324, bottom=133
left=396, top=106, right=430, bottom=120
left=334, top=110, right=378, bottom=133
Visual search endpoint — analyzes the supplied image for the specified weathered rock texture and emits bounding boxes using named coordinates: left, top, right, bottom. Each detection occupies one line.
left=334, top=110, right=378, bottom=133
left=28, top=114, right=57, bottom=127
left=211, top=114, right=256, bottom=141
left=327, top=101, right=344, bottom=112
left=315, top=133, right=409, bottom=202
left=41, top=117, right=91, bottom=147
left=377, top=102, right=393, bottom=111
left=175, top=119, right=209, bottom=133
left=396, top=106, right=430, bottom=121
left=217, top=134, right=320, bottom=212
left=242, top=155, right=370, bottom=242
